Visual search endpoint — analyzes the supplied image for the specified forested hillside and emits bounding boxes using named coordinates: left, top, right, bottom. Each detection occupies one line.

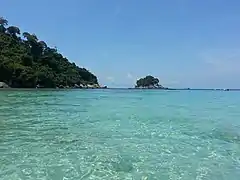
left=0, top=17, right=98, bottom=88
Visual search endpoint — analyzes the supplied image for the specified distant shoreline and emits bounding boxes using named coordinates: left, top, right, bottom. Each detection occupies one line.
left=1, top=88, right=240, bottom=91
left=128, top=88, right=240, bottom=91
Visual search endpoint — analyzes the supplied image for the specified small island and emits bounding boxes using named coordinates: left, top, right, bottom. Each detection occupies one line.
left=135, top=75, right=167, bottom=89
left=0, top=17, right=106, bottom=89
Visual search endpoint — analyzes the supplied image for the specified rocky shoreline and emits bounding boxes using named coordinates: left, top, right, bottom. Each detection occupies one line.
left=0, top=82, right=10, bottom=88
left=134, top=85, right=167, bottom=89
left=0, top=82, right=107, bottom=89
left=57, top=84, right=108, bottom=89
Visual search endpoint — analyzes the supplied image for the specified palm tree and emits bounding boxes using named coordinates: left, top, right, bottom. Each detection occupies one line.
left=0, top=17, right=8, bottom=33
left=0, top=17, right=8, bottom=26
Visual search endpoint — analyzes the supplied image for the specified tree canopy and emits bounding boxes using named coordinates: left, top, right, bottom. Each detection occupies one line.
left=0, top=17, right=98, bottom=88
left=135, top=75, right=163, bottom=88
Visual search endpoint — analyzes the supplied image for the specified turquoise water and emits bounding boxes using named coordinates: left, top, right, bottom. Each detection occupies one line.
left=0, top=89, right=240, bottom=180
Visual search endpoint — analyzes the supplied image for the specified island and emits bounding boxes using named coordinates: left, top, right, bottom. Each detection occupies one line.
left=0, top=17, right=105, bottom=89
left=135, top=75, right=167, bottom=89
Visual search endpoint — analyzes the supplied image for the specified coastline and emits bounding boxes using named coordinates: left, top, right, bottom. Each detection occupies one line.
left=1, top=87, right=239, bottom=91
left=0, top=81, right=107, bottom=90
left=130, top=88, right=239, bottom=91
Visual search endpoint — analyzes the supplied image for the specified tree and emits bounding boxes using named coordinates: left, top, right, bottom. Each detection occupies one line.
left=0, top=17, right=8, bottom=26
left=7, top=26, right=20, bottom=37
left=135, top=75, right=163, bottom=88
left=0, top=17, right=8, bottom=33
left=39, top=41, right=47, bottom=49
left=32, top=34, right=38, bottom=41
left=22, top=32, right=47, bottom=58
left=0, top=25, right=6, bottom=33
left=23, top=32, right=30, bottom=39
left=23, top=32, right=38, bottom=43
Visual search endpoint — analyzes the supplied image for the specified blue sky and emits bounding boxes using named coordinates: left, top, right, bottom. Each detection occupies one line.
left=2, top=0, right=240, bottom=88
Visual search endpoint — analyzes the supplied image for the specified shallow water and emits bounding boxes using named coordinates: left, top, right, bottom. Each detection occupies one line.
left=0, top=89, right=240, bottom=180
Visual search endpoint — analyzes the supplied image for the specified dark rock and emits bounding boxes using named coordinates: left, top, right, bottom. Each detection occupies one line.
left=74, top=84, right=80, bottom=88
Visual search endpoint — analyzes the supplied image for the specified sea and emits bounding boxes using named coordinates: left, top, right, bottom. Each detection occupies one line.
left=0, top=89, right=240, bottom=180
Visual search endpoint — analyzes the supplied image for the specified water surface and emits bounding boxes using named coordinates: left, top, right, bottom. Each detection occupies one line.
left=0, top=89, right=240, bottom=179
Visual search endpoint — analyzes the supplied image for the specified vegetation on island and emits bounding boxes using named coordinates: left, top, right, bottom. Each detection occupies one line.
left=135, top=75, right=165, bottom=89
left=0, top=17, right=99, bottom=88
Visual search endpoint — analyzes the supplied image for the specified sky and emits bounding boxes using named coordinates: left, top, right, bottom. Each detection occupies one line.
left=2, top=0, right=240, bottom=88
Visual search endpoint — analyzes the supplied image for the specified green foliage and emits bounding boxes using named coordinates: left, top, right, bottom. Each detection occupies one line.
left=0, top=17, right=8, bottom=33
left=136, top=75, right=162, bottom=88
left=7, top=26, right=20, bottom=37
left=0, top=17, right=8, bottom=26
left=0, top=17, right=98, bottom=88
